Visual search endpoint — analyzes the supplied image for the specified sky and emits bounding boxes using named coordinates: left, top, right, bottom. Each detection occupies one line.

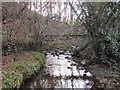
left=28, top=2, right=80, bottom=23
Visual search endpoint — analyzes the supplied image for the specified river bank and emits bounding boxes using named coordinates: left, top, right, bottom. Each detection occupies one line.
left=2, top=51, right=45, bottom=89
left=73, top=58, right=120, bottom=90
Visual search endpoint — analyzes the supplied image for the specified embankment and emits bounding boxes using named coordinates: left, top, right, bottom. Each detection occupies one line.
left=2, top=51, right=45, bottom=89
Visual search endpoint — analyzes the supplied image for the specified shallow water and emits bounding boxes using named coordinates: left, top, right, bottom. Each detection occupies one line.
left=20, top=52, right=94, bottom=89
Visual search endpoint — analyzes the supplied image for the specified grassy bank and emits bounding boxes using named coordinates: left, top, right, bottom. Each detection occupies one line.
left=2, top=51, right=45, bottom=89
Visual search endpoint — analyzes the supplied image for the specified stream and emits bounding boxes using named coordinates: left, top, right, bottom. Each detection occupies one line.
left=20, top=51, right=95, bottom=89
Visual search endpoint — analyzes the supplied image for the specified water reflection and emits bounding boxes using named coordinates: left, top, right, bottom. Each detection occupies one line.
left=21, top=52, right=94, bottom=89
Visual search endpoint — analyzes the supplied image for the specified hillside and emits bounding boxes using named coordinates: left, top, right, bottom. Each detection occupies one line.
left=2, top=2, right=86, bottom=42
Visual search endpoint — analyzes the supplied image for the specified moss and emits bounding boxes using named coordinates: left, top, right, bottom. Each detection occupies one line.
left=2, top=51, right=45, bottom=89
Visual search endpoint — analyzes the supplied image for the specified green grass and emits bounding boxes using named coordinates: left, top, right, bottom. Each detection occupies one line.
left=2, top=71, right=23, bottom=88
left=30, top=51, right=45, bottom=63
left=2, top=51, right=45, bottom=89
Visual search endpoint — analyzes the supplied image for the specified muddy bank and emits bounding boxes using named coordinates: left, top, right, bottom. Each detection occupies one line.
left=2, top=51, right=45, bottom=89
left=73, top=58, right=120, bottom=90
